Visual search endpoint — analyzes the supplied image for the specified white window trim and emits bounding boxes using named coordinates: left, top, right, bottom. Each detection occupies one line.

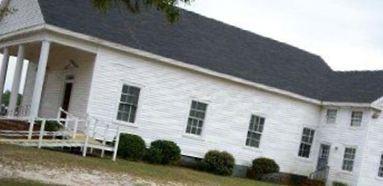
left=377, top=152, right=383, bottom=179
left=350, top=110, right=363, bottom=127
left=325, top=108, right=338, bottom=124
left=182, top=97, right=211, bottom=139
left=341, top=145, right=358, bottom=173
left=244, top=113, right=267, bottom=149
left=113, top=81, right=145, bottom=127
left=297, top=126, right=316, bottom=160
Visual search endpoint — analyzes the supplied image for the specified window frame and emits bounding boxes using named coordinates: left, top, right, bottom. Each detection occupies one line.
left=245, top=114, right=266, bottom=148
left=342, top=147, right=357, bottom=172
left=350, top=111, right=363, bottom=127
left=326, top=109, right=338, bottom=124
left=184, top=100, right=209, bottom=136
left=114, top=83, right=143, bottom=126
left=378, top=154, right=383, bottom=177
left=298, top=127, right=315, bottom=158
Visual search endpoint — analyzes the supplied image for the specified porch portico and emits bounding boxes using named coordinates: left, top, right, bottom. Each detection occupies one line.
left=0, top=40, right=96, bottom=126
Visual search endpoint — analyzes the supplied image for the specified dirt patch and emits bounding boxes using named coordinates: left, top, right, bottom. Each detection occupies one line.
left=0, top=159, right=184, bottom=186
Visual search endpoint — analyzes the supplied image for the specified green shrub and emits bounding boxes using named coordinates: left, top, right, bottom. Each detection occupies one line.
left=247, top=157, right=280, bottom=180
left=259, top=172, right=324, bottom=186
left=45, top=121, right=62, bottom=131
left=143, top=147, right=163, bottom=164
left=35, top=120, right=62, bottom=131
left=144, top=140, right=181, bottom=165
left=333, top=182, right=348, bottom=186
left=200, top=150, right=235, bottom=176
left=118, top=134, right=146, bottom=161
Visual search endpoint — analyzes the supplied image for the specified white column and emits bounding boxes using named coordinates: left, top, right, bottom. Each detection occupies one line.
left=8, top=45, right=25, bottom=116
left=28, top=41, right=50, bottom=140
left=0, top=48, right=10, bottom=105
left=29, top=41, right=50, bottom=119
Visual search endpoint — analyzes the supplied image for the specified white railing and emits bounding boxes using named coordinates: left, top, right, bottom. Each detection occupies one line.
left=0, top=107, right=122, bottom=161
left=57, top=107, right=80, bottom=139
left=1, top=104, right=31, bottom=118
left=309, top=166, right=329, bottom=183
left=83, top=114, right=121, bottom=161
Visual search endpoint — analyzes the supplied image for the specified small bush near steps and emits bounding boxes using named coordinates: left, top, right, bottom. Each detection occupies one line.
left=35, top=120, right=62, bottom=132
left=200, top=150, right=235, bottom=176
left=118, top=133, right=146, bottom=161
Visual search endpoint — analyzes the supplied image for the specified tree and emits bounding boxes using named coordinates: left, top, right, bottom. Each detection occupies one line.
left=1, top=90, right=22, bottom=106
left=0, top=0, right=16, bottom=21
left=92, top=0, right=192, bottom=23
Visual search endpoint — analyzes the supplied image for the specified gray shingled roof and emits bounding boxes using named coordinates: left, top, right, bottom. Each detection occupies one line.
left=37, top=0, right=383, bottom=103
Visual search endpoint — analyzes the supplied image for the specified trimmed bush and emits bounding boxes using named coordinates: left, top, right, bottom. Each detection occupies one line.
left=247, top=157, right=280, bottom=180
left=257, top=172, right=324, bottom=186
left=333, top=182, right=348, bottom=186
left=200, top=150, right=235, bottom=176
left=143, top=147, right=163, bottom=164
left=144, top=140, right=181, bottom=165
left=35, top=120, right=62, bottom=131
left=118, top=134, right=146, bottom=161
left=45, top=121, right=62, bottom=131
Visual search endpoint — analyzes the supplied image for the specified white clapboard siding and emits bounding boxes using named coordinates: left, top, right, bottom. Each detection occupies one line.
left=317, top=107, right=372, bottom=186
left=86, top=47, right=322, bottom=175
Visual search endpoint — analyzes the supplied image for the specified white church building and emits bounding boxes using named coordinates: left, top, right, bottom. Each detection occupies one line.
left=1, top=0, right=383, bottom=185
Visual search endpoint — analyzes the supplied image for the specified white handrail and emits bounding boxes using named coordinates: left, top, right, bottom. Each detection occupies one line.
left=82, top=114, right=122, bottom=161
left=58, top=107, right=77, bottom=119
left=56, top=107, right=82, bottom=140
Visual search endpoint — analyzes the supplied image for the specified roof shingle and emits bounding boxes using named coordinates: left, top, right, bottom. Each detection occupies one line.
left=37, top=0, right=383, bottom=103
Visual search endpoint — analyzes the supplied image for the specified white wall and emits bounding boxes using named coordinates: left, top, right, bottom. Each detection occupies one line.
left=356, top=112, right=383, bottom=186
left=87, top=47, right=322, bottom=175
left=317, top=107, right=377, bottom=186
left=21, top=44, right=95, bottom=119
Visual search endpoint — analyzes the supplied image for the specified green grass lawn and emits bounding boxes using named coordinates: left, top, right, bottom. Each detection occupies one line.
left=0, top=178, right=59, bottom=186
left=0, top=144, right=278, bottom=186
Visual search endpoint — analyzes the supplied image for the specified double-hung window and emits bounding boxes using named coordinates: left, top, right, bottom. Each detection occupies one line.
left=186, top=101, right=208, bottom=135
left=246, top=115, right=265, bottom=148
left=326, top=109, right=337, bottom=124
left=351, top=111, right=363, bottom=127
left=117, top=85, right=141, bottom=123
left=298, top=128, right=315, bottom=158
left=379, top=154, right=383, bottom=177
left=342, top=147, right=356, bottom=172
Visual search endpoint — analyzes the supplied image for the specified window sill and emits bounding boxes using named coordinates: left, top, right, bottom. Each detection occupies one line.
left=295, top=156, right=313, bottom=163
left=113, top=120, right=138, bottom=128
left=182, top=134, right=205, bottom=142
left=324, top=122, right=337, bottom=125
left=375, top=176, right=383, bottom=181
left=348, top=126, right=362, bottom=130
left=338, top=170, right=353, bottom=175
left=242, top=146, right=262, bottom=153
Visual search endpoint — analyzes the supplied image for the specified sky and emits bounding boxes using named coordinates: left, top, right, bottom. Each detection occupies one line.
left=1, top=0, right=382, bottom=92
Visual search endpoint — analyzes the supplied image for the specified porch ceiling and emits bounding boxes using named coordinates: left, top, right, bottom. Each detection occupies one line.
left=2, top=42, right=96, bottom=65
